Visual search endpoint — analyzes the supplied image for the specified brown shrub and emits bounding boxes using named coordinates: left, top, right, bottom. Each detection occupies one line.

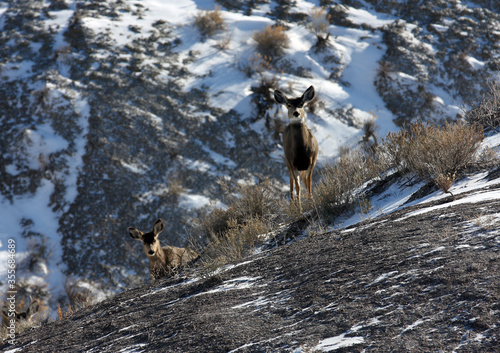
left=382, top=121, right=484, bottom=184
left=253, top=25, right=289, bottom=60
left=198, top=179, right=278, bottom=240
left=201, top=217, right=270, bottom=274
left=308, top=7, right=331, bottom=52
left=194, top=6, right=226, bottom=38
left=435, top=173, right=455, bottom=195
left=465, top=80, right=500, bottom=131
left=315, top=148, right=384, bottom=221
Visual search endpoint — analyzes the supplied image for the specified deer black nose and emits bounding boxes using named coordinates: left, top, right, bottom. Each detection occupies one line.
left=293, top=111, right=300, bottom=117
left=148, top=250, right=154, bottom=255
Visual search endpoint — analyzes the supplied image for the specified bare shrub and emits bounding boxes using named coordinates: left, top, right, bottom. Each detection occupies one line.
left=65, top=279, right=94, bottom=310
left=249, top=54, right=281, bottom=119
left=198, top=179, right=278, bottom=240
left=315, top=148, right=384, bottom=221
left=194, top=6, right=226, bottom=39
left=382, top=121, right=484, bottom=185
left=465, top=80, right=500, bottom=131
left=307, top=7, right=331, bottom=52
left=20, top=236, right=52, bottom=272
left=434, top=173, right=455, bottom=195
left=213, top=31, right=232, bottom=50
left=201, top=217, right=270, bottom=274
left=361, top=117, right=379, bottom=155
left=253, top=24, right=289, bottom=60
left=376, top=61, right=394, bottom=79
left=192, top=180, right=280, bottom=274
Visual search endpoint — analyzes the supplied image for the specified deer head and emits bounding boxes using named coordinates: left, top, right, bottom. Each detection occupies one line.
left=274, top=85, right=315, bottom=124
left=129, top=219, right=164, bottom=258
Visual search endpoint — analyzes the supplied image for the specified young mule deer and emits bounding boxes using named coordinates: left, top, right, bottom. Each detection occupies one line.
left=2, top=298, right=40, bottom=329
left=274, top=85, right=319, bottom=210
left=129, top=219, right=199, bottom=280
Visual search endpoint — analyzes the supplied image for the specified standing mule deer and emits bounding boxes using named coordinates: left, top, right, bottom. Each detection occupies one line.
left=129, top=219, right=199, bottom=280
left=274, top=85, right=319, bottom=210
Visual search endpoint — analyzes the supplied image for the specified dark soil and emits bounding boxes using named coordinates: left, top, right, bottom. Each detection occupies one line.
left=2, top=185, right=500, bottom=352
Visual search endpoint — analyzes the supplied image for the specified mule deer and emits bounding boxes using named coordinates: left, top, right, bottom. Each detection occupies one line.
left=2, top=298, right=40, bottom=328
left=129, top=219, right=199, bottom=280
left=274, top=85, right=319, bottom=210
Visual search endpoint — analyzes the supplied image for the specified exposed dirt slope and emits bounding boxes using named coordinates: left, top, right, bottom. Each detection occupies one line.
left=3, top=180, right=500, bottom=352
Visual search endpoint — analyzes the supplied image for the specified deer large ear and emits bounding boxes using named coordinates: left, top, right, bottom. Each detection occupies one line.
left=274, top=89, right=288, bottom=105
left=129, top=227, right=143, bottom=240
left=153, top=219, right=164, bottom=236
left=302, top=85, right=315, bottom=103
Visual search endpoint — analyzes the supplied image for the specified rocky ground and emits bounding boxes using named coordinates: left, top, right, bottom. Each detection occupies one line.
left=3, top=170, right=499, bottom=352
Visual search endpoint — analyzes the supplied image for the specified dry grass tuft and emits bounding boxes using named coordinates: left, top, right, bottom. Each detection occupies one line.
left=57, top=303, right=73, bottom=320
left=192, top=180, right=280, bottom=275
left=434, top=173, right=455, bottom=195
left=65, top=279, right=94, bottom=310
left=200, top=217, right=270, bottom=275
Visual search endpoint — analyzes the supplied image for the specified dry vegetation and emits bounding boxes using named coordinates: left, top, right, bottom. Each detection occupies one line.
left=253, top=24, right=289, bottom=60
left=193, top=180, right=278, bottom=275
left=194, top=6, right=226, bottom=39
left=7, top=116, right=496, bottom=330
left=466, top=80, right=500, bottom=131
left=382, top=121, right=486, bottom=183
left=307, top=6, right=331, bottom=52
left=315, top=148, right=385, bottom=222
left=247, top=53, right=282, bottom=119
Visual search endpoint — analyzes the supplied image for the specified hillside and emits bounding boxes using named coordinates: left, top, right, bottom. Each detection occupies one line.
left=1, top=0, right=500, bottom=329
left=2, top=165, right=500, bottom=352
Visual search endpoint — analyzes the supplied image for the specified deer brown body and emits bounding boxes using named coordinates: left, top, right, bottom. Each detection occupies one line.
left=129, top=219, right=199, bottom=279
left=274, top=85, right=319, bottom=210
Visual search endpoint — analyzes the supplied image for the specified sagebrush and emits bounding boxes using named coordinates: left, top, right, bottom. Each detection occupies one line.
left=194, top=6, right=226, bottom=38
left=253, top=25, right=289, bottom=59
left=466, top=80, right=500, bottom=131
left=315, top=148, right=385, bottom=222
left=382, top=121, right=484, bottom=183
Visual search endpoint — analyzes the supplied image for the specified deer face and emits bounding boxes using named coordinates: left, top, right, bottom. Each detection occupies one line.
left=274, top=85, right=315, bottom=124
left=129, top=219, right=164, bottom=258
